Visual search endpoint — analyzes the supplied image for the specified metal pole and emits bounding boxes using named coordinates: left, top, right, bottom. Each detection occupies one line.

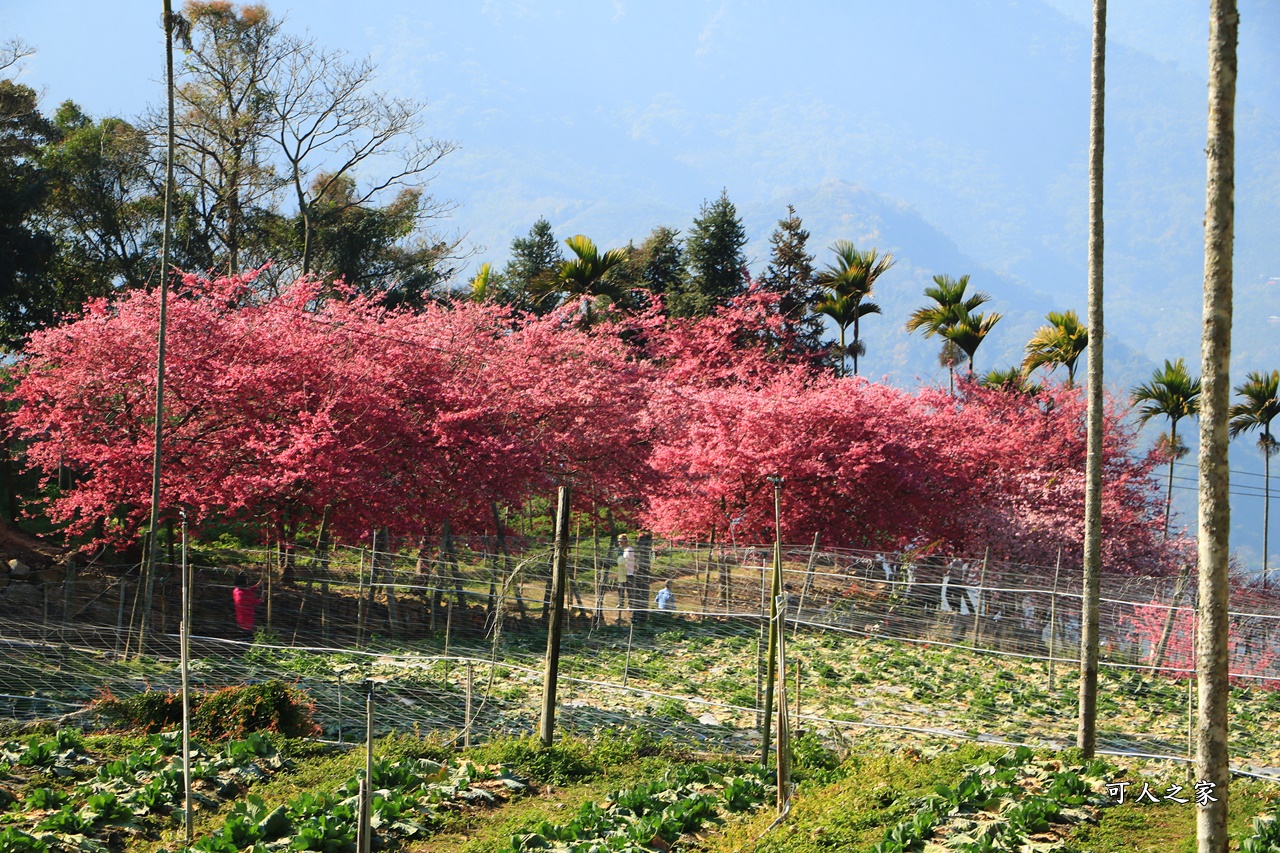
left=761, top=475, right=783, bottom=767
left=179, top=510, right=192, bottom=845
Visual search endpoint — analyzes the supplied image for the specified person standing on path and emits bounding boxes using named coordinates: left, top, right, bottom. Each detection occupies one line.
left=232, top=572, right=263, bottom=636
left=617, top=534, right=637, bottom=618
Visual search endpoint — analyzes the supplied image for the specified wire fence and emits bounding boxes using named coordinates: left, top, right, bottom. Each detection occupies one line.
left=1, top=538, right=1278, bottom=775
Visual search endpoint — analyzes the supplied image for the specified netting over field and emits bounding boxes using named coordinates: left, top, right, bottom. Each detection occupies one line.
left=1, top=538, right=1277, bottom=775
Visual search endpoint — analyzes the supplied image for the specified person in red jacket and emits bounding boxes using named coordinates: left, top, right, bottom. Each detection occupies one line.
left=232, top=572, right=263, bottom=635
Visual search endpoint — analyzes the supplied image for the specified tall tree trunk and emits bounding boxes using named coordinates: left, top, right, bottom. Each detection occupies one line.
left=1264, top=442, right=1271, bottom=588
left=1164, top=420, right=1179, bottom=538
left=1077, top=0, right=1106, bottom=758
left=293, top=176, right=313, bottom=276
left=1153, top=562, right=1191, bottom=672
left=1196, top=2, right=1237, bottom=849
left=838, top=326, right=847, bottom=378
left=492, top=502, right=514, bottom=617
left=852, top=315, right=860, bottom=376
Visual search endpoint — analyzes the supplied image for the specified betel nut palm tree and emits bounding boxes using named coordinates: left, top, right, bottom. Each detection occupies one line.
left=812, top=290, right=865, bottom=378
left=905, top=273, right=991, bottom=390
left=1022, top=310, right=1089, bottom=387
left=530, top=234, right=628, bottom=319
left=814, top=240, right=892, bottom=377
left=1196, top=2, right=1237, bottom=846
left=1131, top=358, right=1201, bottom=538
left=1077, top=0, right=1107, bottom=759
left=1229, top=370, right=1280, bottom=588
left=980, top=366, right=1043, bottom=396
left=941, top=310, right=1001, bottom=378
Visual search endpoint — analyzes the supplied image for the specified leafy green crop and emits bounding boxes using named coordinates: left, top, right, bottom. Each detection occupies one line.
left=1241, top=814, right=1280, bottom=853
left=507, top=764, right=768, bottom=853
left=0, top=826, right=47, bottom=853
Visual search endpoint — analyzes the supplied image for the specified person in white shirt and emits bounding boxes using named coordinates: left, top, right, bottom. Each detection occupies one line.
left=655, top=579, right=676, bottom=611
left=617, top=534, right=637, bottom=612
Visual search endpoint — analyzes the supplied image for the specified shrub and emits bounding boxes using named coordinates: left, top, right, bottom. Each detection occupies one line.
left=92, top=690, right=185, bottom=733
left=192, top=681, right=319, bottom=740
left=94, top=681, right=318, bottom=740
left=469, top=736, right=599, bottom=785
left=792, top=731, right=842, bottom=782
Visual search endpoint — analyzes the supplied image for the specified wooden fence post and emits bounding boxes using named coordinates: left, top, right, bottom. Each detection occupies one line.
left=539, top=486, right=571, bottom=746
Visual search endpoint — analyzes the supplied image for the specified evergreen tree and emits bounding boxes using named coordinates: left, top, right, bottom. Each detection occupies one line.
left=0, top=78, right=57, bottom=348
left=611, top=226, right=685, bottom=313
left=304, top=173, right=454, bottom=309
left=40, top=102, right=165, bottom=296
left=760, top=205, right=823, bottom=351
left=675, top=189, right=746, bottom=317
left=497, top=217, right=564, bottom=314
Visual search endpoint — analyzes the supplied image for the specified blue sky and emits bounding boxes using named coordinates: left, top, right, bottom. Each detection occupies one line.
left=5, top=0, right=1280, bottom=569
left=7, top=1, right=1276, bottom=273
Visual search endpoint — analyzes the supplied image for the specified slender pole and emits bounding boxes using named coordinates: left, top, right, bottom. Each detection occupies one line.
left=1188, top=631, right=1196, bottom=775
left=464, top=661, right=473, bottom=748
left=1077, top=0, right=1107, bottom=759
left=794, top=660, right=801, bottom=731
left=592, top=512, right=602, bottom=628
left=265, top=549, right=272, bottom=636
left=761, top=475, right=783, bottom=767
left=756, top=619, right=764, bottom=729
left=775, top=593, right=790, bottom=812
left=366, top=530, right=378, bottom=642
left=539, top=486, right=572, bottom=746
left=971, top=548, right=989, bottom=646
left=1049, top=549, right=1061, bottom=692
left=115, top=580, right=127, bottom=659
left=361, top=683, right=374, bottom=853
left=622, top=620, right=635, bottom=688
left=139, top=0, right=178, bottom=650
left=794, top=532, right=820, bottom=639
left=356, top=549, right=367, bottom=648
left=179, top=511, right=191, bottom=844
left=1154, top=563, right=1192, bottom=671
left=443, top=602, right=453, bottom=680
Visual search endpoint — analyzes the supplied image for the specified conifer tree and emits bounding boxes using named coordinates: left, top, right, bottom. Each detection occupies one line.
left=760, top=205, right=823, bottom=351
left=498, top=217, right=564, bottom=314
left=674, top=189, right=746, bottom=317
left=612, top=226, right=685, bottom=314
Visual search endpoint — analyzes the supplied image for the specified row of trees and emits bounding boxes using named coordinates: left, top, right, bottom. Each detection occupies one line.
left=7, top=268, right=1176, bottom=578
left=476, top=202, right=1099, bottom=392
left=0, top=4, right=456, bottom=349
left=1132, top=359, right=1280, bottom=584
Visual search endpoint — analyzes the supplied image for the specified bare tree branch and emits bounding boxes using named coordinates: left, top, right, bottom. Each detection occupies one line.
left=0, top=38, right=35, bottom=76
